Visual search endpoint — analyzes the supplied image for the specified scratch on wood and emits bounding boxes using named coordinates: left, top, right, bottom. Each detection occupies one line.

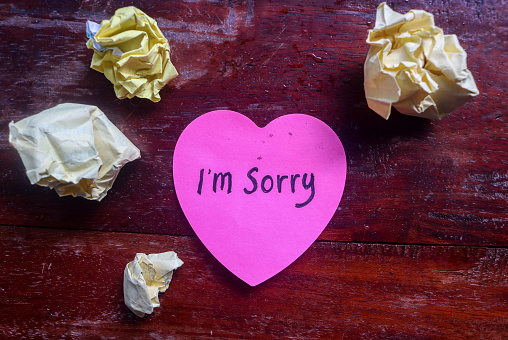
left=262, top=42, right=285, bottom=65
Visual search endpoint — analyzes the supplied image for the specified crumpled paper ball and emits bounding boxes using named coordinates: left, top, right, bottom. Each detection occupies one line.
left=364, top=2, right=479, bottom=120
left=124, top=251, right=184, bottom=317
left=8, top=103, right=140, bottom=201
left=86, top=6, right=178, bottom=102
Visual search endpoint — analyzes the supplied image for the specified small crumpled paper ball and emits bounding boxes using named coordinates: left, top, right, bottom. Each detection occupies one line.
left=123, top=251, right=184, bottom=317
left=364, top=2, right=479, bottom=120
left=8, top=103, right=140, bottom=201
left=86, top=6, right=178, bottom=102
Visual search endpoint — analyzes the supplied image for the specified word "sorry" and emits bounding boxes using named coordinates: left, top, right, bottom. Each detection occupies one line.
left=197, top=167, right=315, bottom=208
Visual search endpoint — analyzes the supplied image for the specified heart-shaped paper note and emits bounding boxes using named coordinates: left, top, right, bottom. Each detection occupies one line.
left=173, top=110, right=347, bottom=286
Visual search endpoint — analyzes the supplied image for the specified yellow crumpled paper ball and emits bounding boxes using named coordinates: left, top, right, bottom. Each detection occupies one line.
left=364, top=2, right=479, bottom=120
left=9, top=103, right=141, bottom=201
left=124, top=252, right=183, bottom=317
left=86, top=6, right=178, bottom=102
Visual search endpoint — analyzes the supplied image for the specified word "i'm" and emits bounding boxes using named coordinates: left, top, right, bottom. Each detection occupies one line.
left=197, top=168, right=232, bottom=194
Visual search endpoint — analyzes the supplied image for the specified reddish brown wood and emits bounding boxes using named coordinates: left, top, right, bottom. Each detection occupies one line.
left=0, top=1, right=506, bottom=338
left=0, top=225, right=507, bottom=338
left=0, top=0, right=506, bottom=246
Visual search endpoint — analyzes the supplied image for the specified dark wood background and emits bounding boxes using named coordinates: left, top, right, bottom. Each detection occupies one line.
left=1, top=0, right=506, bottom=338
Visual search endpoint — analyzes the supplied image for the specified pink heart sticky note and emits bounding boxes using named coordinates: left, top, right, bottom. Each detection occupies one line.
left=173, top=110, right=347, bottom=286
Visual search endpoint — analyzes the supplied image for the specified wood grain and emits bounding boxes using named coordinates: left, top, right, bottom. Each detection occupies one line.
left=1, top=225, right=507, bottom=339
left=0, top=0, right=506, bottom=246
left=0, top=0, right=507, bottom=338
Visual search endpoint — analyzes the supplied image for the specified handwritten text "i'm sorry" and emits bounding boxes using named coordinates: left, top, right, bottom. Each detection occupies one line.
left=196, top=166, right=315, bottom=208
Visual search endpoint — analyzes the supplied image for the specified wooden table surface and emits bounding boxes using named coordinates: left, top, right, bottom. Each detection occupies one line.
left=1, top=0, right=507, bottom=338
